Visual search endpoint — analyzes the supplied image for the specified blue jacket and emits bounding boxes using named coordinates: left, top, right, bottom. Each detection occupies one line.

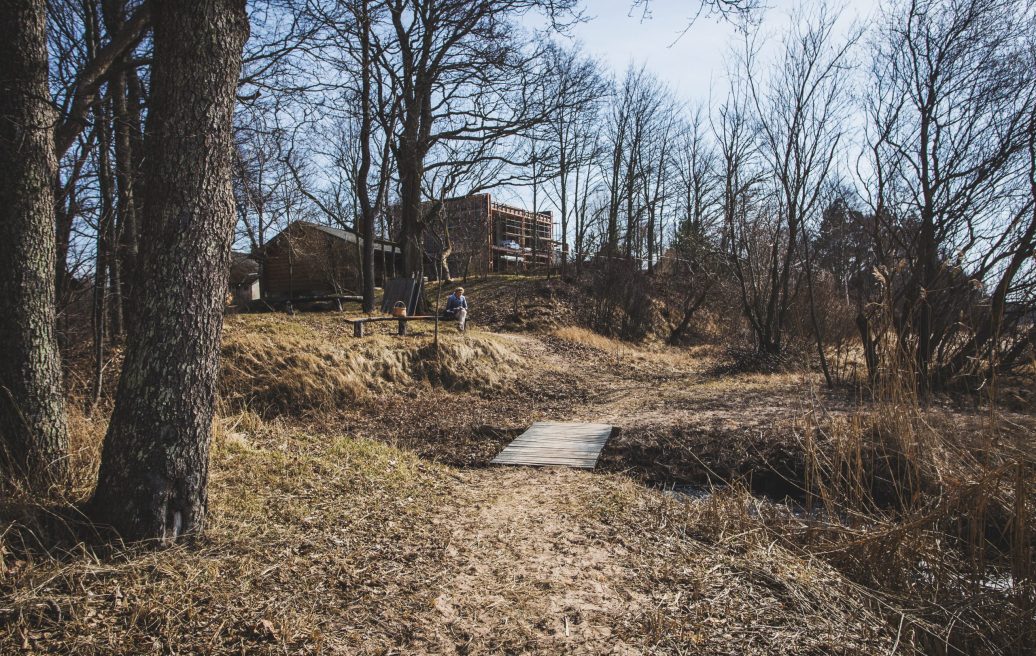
left=445, top=294, right=467, bottom=314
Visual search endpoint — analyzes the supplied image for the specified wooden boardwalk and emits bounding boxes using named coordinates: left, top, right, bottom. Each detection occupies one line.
left=490, top=422, right=614, bottom=469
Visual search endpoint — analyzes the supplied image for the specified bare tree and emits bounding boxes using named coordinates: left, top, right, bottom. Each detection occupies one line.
left=572, top=133, right=604, bottom=273
left=299, top=0, right=397, bottom=309
left=374, top=0, right=578, bottom=277
left=749, top=2, right=857, bottom=369
left=636, top=94, right=679, bottom=273
left=541, top=43, right=607, bottom=276
left=861, top=0, right=1036, bottom=389
left=716, top=71, right=766, bottom=351
left=52, top=1, right=150, bottom=160
left=722, top=4, right=856, bottom=359
left=423, top=137, right=518, bottom=280
left=631, top=0, right=762, bottom=27
left=665, top=107, right=723, bottom=343
left=46, top=0, right=150, bottom=336
left=354, top=0, right=380, bottom=310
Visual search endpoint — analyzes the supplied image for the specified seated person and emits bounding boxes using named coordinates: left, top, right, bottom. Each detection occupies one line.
left=443, top=286, right=468, bottom=331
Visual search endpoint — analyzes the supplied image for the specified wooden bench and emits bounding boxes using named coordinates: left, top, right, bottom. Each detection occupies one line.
left=348, top=315, right=437, bottom=337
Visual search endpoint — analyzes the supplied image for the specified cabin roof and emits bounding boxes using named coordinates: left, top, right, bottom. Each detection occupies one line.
left=267, top=220, right=401, bottom=254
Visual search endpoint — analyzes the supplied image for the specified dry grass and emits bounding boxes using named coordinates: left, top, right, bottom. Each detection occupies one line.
left=548, top=325, right=719, bottom=378
left=552, top=325, right=627, bottom=352
left=583, top=478, right=903, bottom=654
left=1, top=408, right=912, bottom=655
left=4, top=276, right=1035, bottom=654
left=778, top=397, right=1036, bottom=654
left=2, top=414, right=462, bottom=655
left=219, top=314, right=524, bottom=416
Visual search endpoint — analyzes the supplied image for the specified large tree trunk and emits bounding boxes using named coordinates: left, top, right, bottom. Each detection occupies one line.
left=0, top=0, right=69, bottom=491
left=90, top=0, right=248, bottom=543
left=397, top=151, right=425, bottom=278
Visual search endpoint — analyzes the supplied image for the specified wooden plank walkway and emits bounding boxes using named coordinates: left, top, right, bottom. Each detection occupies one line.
left=490, top=422, right=614, bottom=469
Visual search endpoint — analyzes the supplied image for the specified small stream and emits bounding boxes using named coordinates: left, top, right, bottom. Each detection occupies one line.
left=661, top=483, right=1022, bottom=597
left=659, top=482, right=851, bottom=525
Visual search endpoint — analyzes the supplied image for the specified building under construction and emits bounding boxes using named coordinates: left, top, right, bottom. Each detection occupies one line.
left=423, top=193, right=556, bottom=277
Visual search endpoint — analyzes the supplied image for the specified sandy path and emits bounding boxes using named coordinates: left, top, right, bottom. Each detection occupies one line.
left=409, top=334, right=811, bottom=654
left=414, top=467, right=644, bottom=655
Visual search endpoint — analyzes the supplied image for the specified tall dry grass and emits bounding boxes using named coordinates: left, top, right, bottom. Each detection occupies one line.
left=2, top=409, right=465, bottom=655
left=787, top=299, right=1035, bottom=655
left=219, top=316, right=524, bottom=416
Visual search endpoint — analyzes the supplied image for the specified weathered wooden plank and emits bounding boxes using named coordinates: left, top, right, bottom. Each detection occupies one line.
left=491, top=422, right=613, bottom=470
left=493, top=451, right=600, bottom=462
left=492, top=455, right=599, bottom=463
left=501, top=440, right=605, bottom=446
left=504, top=443, right=608, bottom=451
left=492, top=460, right=599, bottom=468
left=498, top=443, right=606, bottom=450
left=498, top=444, right=604, bottom=451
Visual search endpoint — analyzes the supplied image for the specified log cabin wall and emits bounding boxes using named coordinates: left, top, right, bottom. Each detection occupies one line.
left=261, top=222, right=401, bottom=301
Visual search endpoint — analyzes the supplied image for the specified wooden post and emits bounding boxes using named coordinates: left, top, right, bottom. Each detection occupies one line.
left=353, top=321, right=364, bottom=338
left=434, top=259, right=442, bottom=352
left=397, top=318, right=407, bottom=336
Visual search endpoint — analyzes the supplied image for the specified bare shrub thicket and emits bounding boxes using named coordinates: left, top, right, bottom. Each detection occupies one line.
left=579, top=259, right=659, bottom=342
left=594, top=0, right=1036, bottom=397
left=789, top=290, right=1036, bottom=654
left=855, top=0, right=1036, bottom=392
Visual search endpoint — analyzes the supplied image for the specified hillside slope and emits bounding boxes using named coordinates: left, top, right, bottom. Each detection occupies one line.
left=6, top=284, right=1032, bottom=654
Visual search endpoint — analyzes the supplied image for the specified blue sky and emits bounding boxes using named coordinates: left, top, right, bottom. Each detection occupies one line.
left=556, top=0, right=881, bottom=105
left=496, top=0, right=882, bottom=211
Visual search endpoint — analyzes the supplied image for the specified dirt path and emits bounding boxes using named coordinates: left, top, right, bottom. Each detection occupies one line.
left=407, top=333, right=837, bottom=653
left=499, top=331, right=811, bottom=424
left=415, top=467, right=646, bottom=654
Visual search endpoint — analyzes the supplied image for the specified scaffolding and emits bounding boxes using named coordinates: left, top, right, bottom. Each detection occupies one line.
left=490, top=201, right=554, bottom=269
left=421, top=193, right=555, bottom=274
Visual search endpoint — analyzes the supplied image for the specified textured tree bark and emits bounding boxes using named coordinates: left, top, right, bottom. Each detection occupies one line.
left=397, top=146, right=427, bottom=278
left=0, top=0, right=70, bottom=491
left=90, top=0, right=248, bottom=543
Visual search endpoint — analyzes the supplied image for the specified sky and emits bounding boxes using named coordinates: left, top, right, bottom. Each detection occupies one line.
left=561, top=0, right=882, bottom=105
left=497, top=0, right=882, bottom=210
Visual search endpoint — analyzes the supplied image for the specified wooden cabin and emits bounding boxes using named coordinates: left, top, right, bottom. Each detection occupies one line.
left=261, top=221, right=402, bottom=302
